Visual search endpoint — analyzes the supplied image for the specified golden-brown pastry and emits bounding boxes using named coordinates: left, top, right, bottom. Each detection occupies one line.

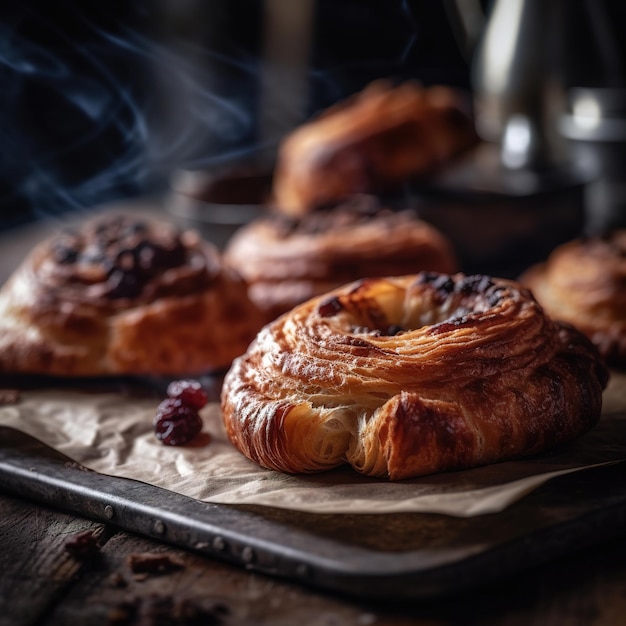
left=0, top=213, right=261, bottom=377
left=520, top=231, right=626, bottom=366
left=272, top=81, right=477, bottom=216
left=221, top=272, right=608, bottom=480
left=224, top=197, right=458, bottom=322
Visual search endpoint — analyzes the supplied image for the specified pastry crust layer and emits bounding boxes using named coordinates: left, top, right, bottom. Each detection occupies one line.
left=221, top=273, right=608, bottom=479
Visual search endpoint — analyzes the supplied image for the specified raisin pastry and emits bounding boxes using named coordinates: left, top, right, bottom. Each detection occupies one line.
left=221, top=273, right=608, bottom=480
left=521, top=231, right=626, bottom=366
left=224, top=196, right=458, bottom=322
left=272, top=81, right=477, bottom=216
left=0, top=214, right=261, bottom=377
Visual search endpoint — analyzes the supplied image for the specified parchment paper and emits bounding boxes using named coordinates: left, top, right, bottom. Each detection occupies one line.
left=1, top=375, right=625, bottom=518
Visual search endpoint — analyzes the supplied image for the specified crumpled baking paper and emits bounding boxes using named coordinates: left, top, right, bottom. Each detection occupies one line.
left=1, top=374, right=625, bottom=518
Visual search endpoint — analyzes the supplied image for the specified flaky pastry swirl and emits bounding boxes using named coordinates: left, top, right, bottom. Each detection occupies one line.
left=221, top=273, right=608, bottom=480
left=0, top=214, right=261, bottom=376
left=521, top=231, right=626, bottom=366
left=224, top=197, right=457, bottom=321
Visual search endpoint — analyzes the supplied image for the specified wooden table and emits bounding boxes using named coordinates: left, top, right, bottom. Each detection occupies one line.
left=2, top=488, right=626, bottom=626
left=2, top=203, right=626, bottom=626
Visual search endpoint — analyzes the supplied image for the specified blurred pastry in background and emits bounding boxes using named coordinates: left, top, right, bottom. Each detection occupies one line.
left=272, top=80, right=478, bottom=217
left=520, top=231, right=626, bottom=366
left=0, top=213, right=262, bottom=377
left=224, top=195, right=458, bottom=321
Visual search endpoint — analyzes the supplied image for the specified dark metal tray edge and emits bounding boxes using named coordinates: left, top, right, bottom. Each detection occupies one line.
left=2, top=425, right=626, bottom=602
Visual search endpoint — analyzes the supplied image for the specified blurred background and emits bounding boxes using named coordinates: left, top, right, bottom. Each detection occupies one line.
left=1, top=0, right=626, bottom=241
left=0, top=0, right=473, bottom=229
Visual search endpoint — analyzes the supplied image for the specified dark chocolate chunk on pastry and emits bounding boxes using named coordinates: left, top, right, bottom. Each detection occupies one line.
left=520, top=231, right=626, bottom=366
left=0, top=213, right=261, bottom=376
left=221, top=272, right=608, bottom=480
left=224, top=196, right=458, bottom=321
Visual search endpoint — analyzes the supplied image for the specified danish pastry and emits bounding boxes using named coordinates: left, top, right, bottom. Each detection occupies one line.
left=521, top=231, right=626, bottom=366
left=221, top=272, right=608, bottom=480
left=0, top=213, right=261, bottom=377
left=224, top=197, right=458, bottom=321
left=272, top=81, right=477, bottom=216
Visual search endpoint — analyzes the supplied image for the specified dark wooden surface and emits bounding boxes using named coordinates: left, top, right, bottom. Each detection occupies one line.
left=2, top=487, right=626, bottom=626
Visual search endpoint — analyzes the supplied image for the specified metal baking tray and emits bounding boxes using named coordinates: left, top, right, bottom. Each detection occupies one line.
left=2, top=424, right=626, bottom=602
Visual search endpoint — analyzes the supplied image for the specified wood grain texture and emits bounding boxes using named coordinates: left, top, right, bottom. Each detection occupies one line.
left=0, top=498, right=107, bottom=626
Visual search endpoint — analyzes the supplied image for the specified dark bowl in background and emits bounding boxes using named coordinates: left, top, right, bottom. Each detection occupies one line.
left=167, top=162, right=273, bottom=249
left=410, top=144, right=588, bottom=278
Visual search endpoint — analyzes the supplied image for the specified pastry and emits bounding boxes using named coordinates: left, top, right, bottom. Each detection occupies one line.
left=272, top=81, right=477, bottom=216
left=0, top=213, right=261, bottom=377
left=221, top=272, right=608, bottom=480
left=224, top=196, right=458, bottom=321
left=521, top=231, right=626, bottom=365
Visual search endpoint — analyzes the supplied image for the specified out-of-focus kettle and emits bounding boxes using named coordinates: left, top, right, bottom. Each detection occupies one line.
left=448, top=0, right=625, bottom=169
left=471, top=0, right=567, bottom=168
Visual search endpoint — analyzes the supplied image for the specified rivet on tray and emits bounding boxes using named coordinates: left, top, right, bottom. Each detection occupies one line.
left=153, top=520, right=166, bottom=535
left=212, top=536, right=227, bottom=552
left=104, top=505, right=114, bottom=519
left=295, top=563, right=310, bottom=578
left=241, top=546, right=255, bottom=564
